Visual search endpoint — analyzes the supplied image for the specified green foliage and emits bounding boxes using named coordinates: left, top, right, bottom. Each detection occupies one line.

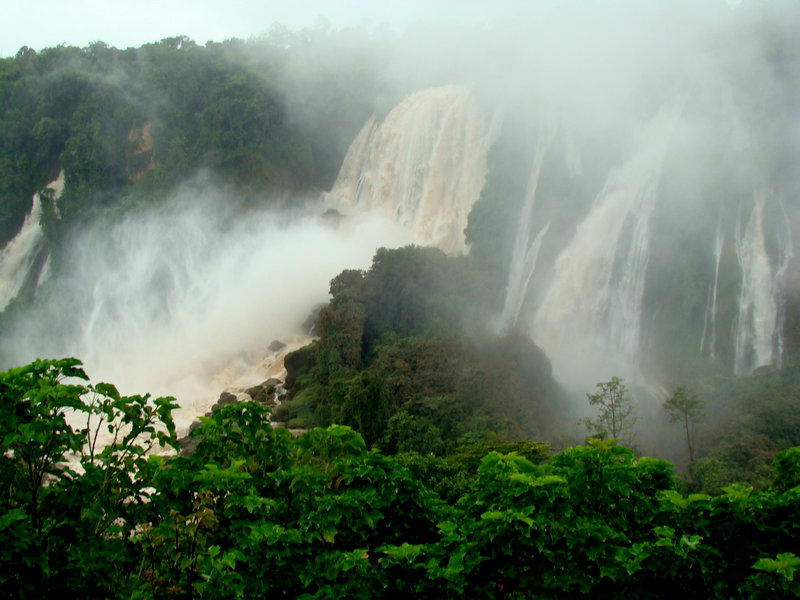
left=393, top=451, right=475, bottom=503
left=281, top=246, right=553, bottom=453
left=0, top=31, right=380, bottom=251
left=665, top=386, right=706, bottom=425
left=582, top=376, right=637, bottom=444
left=316, top=297, right=366, bottom=374
left=447, top=439, right=551, bottom=472
left=0, top=357, right=178, bottom=598
left=2, top=358, right=800, bottom=598
left=665, top=386, right=706, bottom=466
left=189, top=400, right=294, bottom=476
left=753, top=552, right=800, bottom=581
left=772, top=446, right=800, bottom=492
left=693, top=366, right=800, bottom=491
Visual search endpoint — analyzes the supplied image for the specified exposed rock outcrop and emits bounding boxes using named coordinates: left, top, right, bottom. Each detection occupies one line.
left=126, top=122, right=156, bottom=180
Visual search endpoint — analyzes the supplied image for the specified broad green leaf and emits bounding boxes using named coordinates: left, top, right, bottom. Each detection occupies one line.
left=753, top=553, right=800, bottom=581
left=380, top=543, right=424, bottom=561
left=679, top=534, right=702, bottom=550
left=0, top=509, right=25, bottom=531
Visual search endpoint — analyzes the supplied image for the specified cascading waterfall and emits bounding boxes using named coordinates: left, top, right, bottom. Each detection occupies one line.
left=719, top=89, right=794, bottom=375
left=0, top=189, right=414, bottom=433
left=0, top=171, right=63, bottom=312
left=700, top=223, right=724, bottom=358
left=503, top=223, right=550, bottom=329
left=733, top=190, right=792, bottom=375
left=0, top=193, right=44, bottom=312
left=529, top=98, right=686, bottom=379
left=0, top=88, right=497, bottom=434
left=327, top=85, right=494, bottom=254
left=499, top=120, right=556, bottom=328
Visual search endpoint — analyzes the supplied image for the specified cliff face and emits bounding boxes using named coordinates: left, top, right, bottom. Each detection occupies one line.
left=463, top=81, right=795, bottom=390
left=126, top=122, right=156, bottom=180
left=0, top=8, right=798, bottom=452
left=782, top=257, right=800, bottom=367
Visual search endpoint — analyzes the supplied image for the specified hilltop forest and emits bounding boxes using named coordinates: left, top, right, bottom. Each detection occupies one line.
left=1, top=17, right=800, bottom=599
left=0, top=31, right=393, bottom=247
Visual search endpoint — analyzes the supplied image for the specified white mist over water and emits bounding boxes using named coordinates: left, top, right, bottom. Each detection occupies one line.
left=1, top=86, right=497, bottom=435
left=497, top=88, right=794, bottom=385
left=733, top=190, right=792, bottom=375
left=0, top=172, right=62, bottom=311
left=528, top=98, right=686, bottom=384
left=499, top=120, right=556, bottom=328
left=0, top=2, right=797, bottom=447
left=327, top=85, right=494, bottom=254
left=2, top=184, right=413, bottom=433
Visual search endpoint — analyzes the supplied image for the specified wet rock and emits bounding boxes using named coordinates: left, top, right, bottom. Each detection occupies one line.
left=179, top=420, right=203, bottom=454
left=211, top=391, right=237, bottom=412
left=320, top=207, right=344, bottom=227
left=246, top=378, right=282, bottom=406
left=268, top=339, right=287, bottom=352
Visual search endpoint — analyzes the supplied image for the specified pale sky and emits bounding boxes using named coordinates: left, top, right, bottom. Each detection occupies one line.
left=1, top=0, right=518, bottom=58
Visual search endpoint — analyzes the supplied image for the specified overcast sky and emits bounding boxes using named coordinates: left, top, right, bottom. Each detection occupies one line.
left=1, top=0, right=528, bottom=58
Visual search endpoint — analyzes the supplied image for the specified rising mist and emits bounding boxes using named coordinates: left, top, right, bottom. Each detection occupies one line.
left=0, top=176, right=413, bottom=431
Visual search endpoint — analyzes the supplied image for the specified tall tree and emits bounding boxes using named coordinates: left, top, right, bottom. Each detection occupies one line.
left=664, top=386, right=705, bottom=467
left=582, top=376, right=636, bottom=443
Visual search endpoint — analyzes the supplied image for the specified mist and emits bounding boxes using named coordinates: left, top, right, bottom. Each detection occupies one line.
left=0, top=176, right=412, bottom=431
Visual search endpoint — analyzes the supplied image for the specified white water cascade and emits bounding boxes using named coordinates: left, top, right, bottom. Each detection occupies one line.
left=498, top=121, right=556, bottom=328
left=327, top=86, right=494, bottom=254
left=0, top=88, right=498, bottom=437
left=0, top=171, right=63, bottom=312
left=0, top=195, right=44, bottom=312
left=733, top=190, right=792, bottom=375
left=700, top=223, right=724, bottom=358
left=1, top=188, right=414, bottom=435
left=530, top=98, right=686, bottom=380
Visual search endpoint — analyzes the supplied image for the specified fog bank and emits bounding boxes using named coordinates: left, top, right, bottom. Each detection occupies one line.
left=1, top=178, right=413, bottom=430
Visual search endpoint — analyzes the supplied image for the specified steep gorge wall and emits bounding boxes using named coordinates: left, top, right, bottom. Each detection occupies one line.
left=470, top=87, right=794, bottom=388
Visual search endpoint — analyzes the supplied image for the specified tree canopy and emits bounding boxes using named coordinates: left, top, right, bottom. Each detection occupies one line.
left=1, top=358, right=799, bottom=598
left=278, top=245, right=555, bottom=452
left=0, top=31, right=390, bottom=246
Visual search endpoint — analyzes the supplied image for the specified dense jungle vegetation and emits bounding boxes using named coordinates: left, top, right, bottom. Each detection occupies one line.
left=275, top=239, right=800, bottom=493
left=1, top=359, right=799, bottom=598
left=276, top=245, right=557, bottom=453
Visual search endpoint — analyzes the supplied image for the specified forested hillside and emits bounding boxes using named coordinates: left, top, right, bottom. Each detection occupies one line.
left=1, top=16, right=798, bottom=483
left=2, top=7, right=800, bottom=596
left=277, top=245, right=557, bottom=451
left=0, top=30, right=390, bottom=247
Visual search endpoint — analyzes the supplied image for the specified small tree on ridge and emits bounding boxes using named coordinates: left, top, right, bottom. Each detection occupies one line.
left=664, top=386, right=705, bottom=467
left=582, top=376, right=636, bottom=444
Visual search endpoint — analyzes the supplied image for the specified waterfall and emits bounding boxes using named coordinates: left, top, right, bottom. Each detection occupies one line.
left=499, top=120, right=555, bottom=328
left=0, top=187, right=414, bottom=433
left=700, top=223, right=724, bottom=358
left=530, top=98, right=685, bottom=379
left=0, top=171, right=64, bottom=312
left=0, top=193, right=45, bottom=312
left=327, top=86, right=494, bottom=254
left=0, top=89, right=497, bottom=433
left=733, top=190, right=792, bottom=374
